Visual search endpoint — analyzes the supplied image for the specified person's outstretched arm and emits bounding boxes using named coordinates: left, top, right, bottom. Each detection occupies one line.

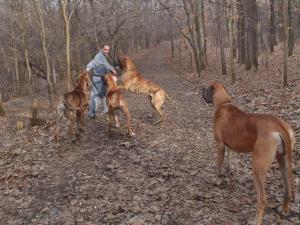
left=100, top=54, right=116, bottom=75
left=86, top=57, right=96, bottom=71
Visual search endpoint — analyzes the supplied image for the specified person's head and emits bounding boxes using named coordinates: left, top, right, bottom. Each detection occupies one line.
left=101, top=44, right=110, bottom=56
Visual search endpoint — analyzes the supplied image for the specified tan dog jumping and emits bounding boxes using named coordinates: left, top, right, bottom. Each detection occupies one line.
left=117, top=56, right=175, bottom=124
left=105, top=73, right=135, bottom=137
left=203, top=82, right=295, bottom=225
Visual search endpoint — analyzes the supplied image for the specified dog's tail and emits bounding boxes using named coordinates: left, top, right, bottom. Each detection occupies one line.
left=280, top=126, right=295, bottom=202
left=165, top=91, right=176, bottom=104
left=54, top=96, right=65, bottom=141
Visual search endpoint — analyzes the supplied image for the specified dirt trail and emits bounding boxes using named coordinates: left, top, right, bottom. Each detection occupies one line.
left=0, top=42, right=299, bottom=225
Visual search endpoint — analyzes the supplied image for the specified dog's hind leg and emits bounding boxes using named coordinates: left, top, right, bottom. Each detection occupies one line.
left=76, top=110, right=81, bottom=135
left=225, top=149, right=233, bottom=174
left=77, top=109, right=86, bottom=132
left=121, top=104, right=135, bottom=137
left=249, top=138, right=276, bottom=225
left=276, top=153, right=291, bottom=215
left=55, top=101, right=66, bottom=141
left=148, top=95, right=156, bottom=118
left=151, top=94, right=165, bottom=124
left=153, top=106, right=164, bottom=124
left=114, top=114, right=120, bottom=128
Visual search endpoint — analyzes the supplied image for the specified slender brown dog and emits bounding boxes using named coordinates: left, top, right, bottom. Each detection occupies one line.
left=203, top=81, right=295, bottom=225
left=105, top=73, right=135, bottom=137
left=56, top=71, right=91, bottom=140
left=117, top=56, right=175, bottom=124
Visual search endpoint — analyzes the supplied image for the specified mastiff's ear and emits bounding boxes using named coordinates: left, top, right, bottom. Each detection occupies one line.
left=112, top=57, right=120, bottom=67
left=115, top=55, right=126, bottom=70
left=202, top=85, right=215, bottom=103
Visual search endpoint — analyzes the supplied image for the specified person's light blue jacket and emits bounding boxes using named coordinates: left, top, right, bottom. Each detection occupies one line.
left=86, top=50, right=114, bottom=77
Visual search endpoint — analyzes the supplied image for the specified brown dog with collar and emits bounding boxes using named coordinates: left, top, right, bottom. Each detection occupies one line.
left=105, top=73, right=135, bottom=137
left=56, top=71, right=91, bottom=141
left=203, top=82, right=295, bottom=225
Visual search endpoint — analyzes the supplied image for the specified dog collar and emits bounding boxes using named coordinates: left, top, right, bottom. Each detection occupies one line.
left=216, top=102, right=232, bottom=110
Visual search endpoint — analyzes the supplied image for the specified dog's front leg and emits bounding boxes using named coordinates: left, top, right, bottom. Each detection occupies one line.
left=117, top=85, right=127, bottom=91
left=119, top=80, right=131, bottom=91
left=107, top=109, right=114, bottom=135
left=213, top=142, right=225, bottom=185
left=225, top=149, right=233, bottom=174
left=69, top=112, right=77, bottom=141
left=121, top=105, right=135, bottom=137
left=217, top=142, right=225, bottom=175
left=78, top=108, right=87, bottom=132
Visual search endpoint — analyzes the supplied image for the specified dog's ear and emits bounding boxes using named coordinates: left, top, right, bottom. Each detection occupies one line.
left=116, top=56, right=126, bottom=70
left=104, top=75, right=109, bottom=83
left=112, top=57, right=120, bottom=67
left=75, top=76, right=80, bottom=85
left=112, top=75, right=118, bottom=83
left=86, top=76, right=91, bottom=87
left=120, top=56, right=127, bottom=63
left=203, top=85, right=215, bottom=103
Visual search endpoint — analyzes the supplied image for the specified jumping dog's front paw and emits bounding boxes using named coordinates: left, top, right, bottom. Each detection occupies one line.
left=212, top=176, right=223, bottom=186
left=246, top=218, right=260, bottom=225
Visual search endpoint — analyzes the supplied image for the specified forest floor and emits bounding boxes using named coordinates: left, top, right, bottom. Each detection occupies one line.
left=0, top=42, right=299, bottom=225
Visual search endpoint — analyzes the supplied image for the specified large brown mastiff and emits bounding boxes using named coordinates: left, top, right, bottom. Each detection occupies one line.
left=203, top=81, right=295, bottom=225
left=117, top=56, right=175, bottom=124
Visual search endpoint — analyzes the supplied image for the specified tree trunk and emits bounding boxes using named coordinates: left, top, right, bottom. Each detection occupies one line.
left=277, top=0, right=284, bottom=41
left=169, top=9, right=175, bottom=58
left=182, top=0, right=201, bottom=76
left=33, top=0, right=53, bottom=100
left=282, top=0, right=289, bottom=86
left=237, top=0, right=246, bottom=64
left=24, top=48, right=34, bottom=95
left=245, top=0, right=258, bottom=70
left=229, top=0, right=236, bottom=83
left=61, top=0, right=73, bottom=91
left=0, top=45, right=10, bottom=74
left=178, top=41, right=182, bottom=64
left=216, top=0, right=227, bottom=75
left=13, top=41, right=19, bottom=94
left=194, top=0, right=203, bottom=72
left=288, top=0, right=294, bottom=56
left=10, top=14, right=19, bottom=94
left=200, top=0, right=207, bottom=66
left=0, top=94, right=6, bottom=117
left=269, top=0, right=276, bottom=53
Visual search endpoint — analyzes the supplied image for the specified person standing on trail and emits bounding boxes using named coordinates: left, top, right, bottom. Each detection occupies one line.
left=86, top=44, right=117, bottom=118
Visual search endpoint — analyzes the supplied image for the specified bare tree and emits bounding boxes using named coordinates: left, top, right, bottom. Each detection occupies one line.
left=237, top=0, right=246, bottom=64
left=32, top=0, right=53, bottom=101
left=60, top=0, right=75, bottom=91
left=10, top=6, right=20, bottom=94
left=288, top=0, right=295, bottom=56
left=215, top=0, right=227, bottom=75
